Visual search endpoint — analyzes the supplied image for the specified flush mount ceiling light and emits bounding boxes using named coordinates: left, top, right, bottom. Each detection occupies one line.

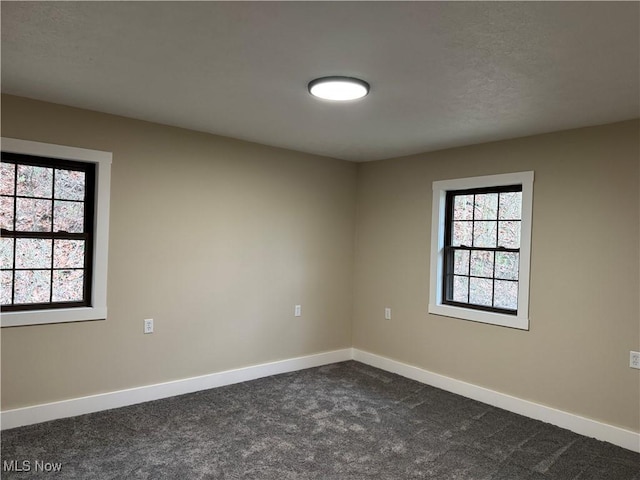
left=308, top=76, right=370, bottom=101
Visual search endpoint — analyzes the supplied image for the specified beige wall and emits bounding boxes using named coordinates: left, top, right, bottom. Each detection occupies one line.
left=1, top=95, right=638, bottom=434
left=0, top=94, right=357, bottom=408
left=353, top=120, right=640, bottom=432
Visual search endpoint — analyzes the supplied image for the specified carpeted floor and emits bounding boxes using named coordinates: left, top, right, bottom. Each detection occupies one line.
left=1, top=361, right=638, bottom=479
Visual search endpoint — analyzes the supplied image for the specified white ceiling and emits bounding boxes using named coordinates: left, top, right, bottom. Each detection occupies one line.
left=2, top=1, right=638, bottom=162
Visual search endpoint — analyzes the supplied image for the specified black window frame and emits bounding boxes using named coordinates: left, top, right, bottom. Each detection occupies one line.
left=1, top=152, right=96, bottom=312
left=443, top=184, right=522, bottom=315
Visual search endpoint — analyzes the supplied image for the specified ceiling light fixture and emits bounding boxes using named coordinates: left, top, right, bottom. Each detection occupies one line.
left=308, top=76, right=370, bottom=101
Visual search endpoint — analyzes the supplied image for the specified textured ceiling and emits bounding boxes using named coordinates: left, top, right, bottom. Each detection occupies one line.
left=2, top=2, right=638, bottom=162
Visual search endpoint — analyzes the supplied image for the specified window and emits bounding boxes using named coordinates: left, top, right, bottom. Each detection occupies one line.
left=429, top=172, right=533, bottom=330
left=443, top=185, right=522, bottom=314
left=1, top=153, right=95, bottom=310
left=0, top=138, right=111, bottom=327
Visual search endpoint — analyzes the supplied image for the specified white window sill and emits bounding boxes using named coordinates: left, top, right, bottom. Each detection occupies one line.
left=1, top=307, right=107, bottom=327
left=428, top=303, right=529, bottom=330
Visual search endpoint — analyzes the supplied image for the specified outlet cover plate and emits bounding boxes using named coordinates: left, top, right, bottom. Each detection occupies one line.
left=630, top=351, right=640, bottom=369
left=144, top=318, right=154, bottom=334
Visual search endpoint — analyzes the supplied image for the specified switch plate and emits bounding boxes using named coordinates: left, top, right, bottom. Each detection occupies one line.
left=294, top=305, right=301, bottom=317
left=384, top=307, right=391, bottom=320
left=144, top=318, right=154, bottom=334
left=630, top=351, right=640, bottom=369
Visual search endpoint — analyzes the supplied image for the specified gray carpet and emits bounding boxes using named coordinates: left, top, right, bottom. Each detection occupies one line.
left=1, top=361, right=638, bottom=479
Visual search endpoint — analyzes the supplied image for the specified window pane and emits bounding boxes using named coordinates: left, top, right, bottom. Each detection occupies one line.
left=494, top=280, right=518, bottom=310
left=53, top=201, right=84, bottom=233
left=14, top=270, right=51, bottom=304
left=452, top=221, right=473, bottom=246
left=498, top=221, right=521, bottom=249
left=1, top=271, right=13, bottom=305
left=495, top=252, right=519, bottom=280
left=474, top=193, right=498, bottom=220
left=15, top=238, right=52, bottom=269
left=52, top=269, right=84, bottom=302
left=452, top=276, right=469, bottom=302
left=55, top=169, right=85, bottom=201
left=470, top=250, right=494, bottom=278
left=499, top=192, right=522, bottom=220
left=454, top=195, right=474, bottom=220
left=473, top=221, right=497, bottom=248
left=17, top=165, right=53, bottom=198
left=0, top=237, right=13, bottom=268
left=469, top=277, right=493, bottom=306
left=1, top=163, right=15, bottom=195
left=54, top=240, right=85, bottom=268
left=16, top=198, right=52, bottom=231
left=453, top=249, right=469, bottom=275
left=1, top=196, right=14, bottom=230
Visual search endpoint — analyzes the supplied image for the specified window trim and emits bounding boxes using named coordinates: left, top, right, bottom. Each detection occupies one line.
left=1, top=138, right=111, bottom=327
left=429, top=172, right=534, bottom=330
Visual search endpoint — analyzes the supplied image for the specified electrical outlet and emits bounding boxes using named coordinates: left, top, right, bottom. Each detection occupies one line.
left=144, top=318, right=154, bottom=334
left=384, top=307, right=391, bottom=320
left=630, top=351, right=640, bottom=369
left=294, top=305, right=301, bottom=317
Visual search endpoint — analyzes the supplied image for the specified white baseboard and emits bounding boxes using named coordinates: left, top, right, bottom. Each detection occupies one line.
left=3, top=347, right=638, bottom=453
left=352, top=348, right=640, bottom=453
left=0, top=348, right=352, bottom=431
